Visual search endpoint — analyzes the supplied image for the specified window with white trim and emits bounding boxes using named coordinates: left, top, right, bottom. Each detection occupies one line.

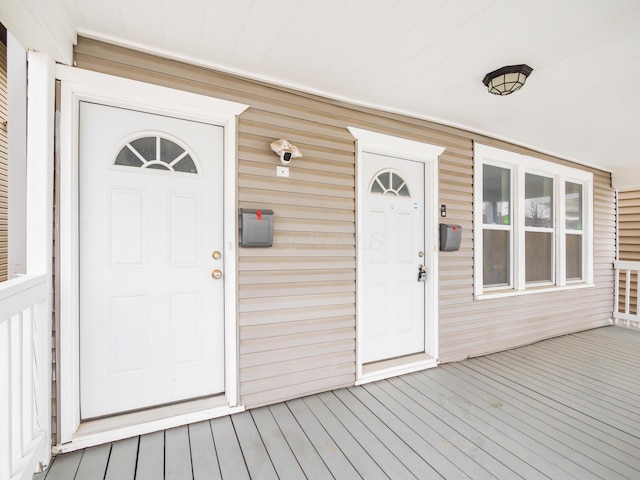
left=474, top=144, right=593, bottom=297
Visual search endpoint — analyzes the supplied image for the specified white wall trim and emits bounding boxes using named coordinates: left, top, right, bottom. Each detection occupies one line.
left=0, top=0, right=76, bottom=65
left=56, top=65, right=248, bottom=446
left=348, top=126, right=444, bottom=384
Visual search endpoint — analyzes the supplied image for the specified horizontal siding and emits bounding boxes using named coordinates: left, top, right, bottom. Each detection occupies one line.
left=0, top=41, right=8, bottom=282
left=73, top=37, right=615, bottom=408
left=619, top=190, right=640, bottom=261
left=617, top=189, right=640, bottom=314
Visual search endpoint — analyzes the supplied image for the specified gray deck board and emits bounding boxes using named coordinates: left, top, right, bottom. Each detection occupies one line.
left=188, top=421, right=222, bottom=480
left=43, top=449, right=82, bottom=479
left=477, top=351, right=640, bottom=451
left=164, top=426, right=192, bottom=480
left=250, top=406, right=306, bottom=479
left=72, top=444, right=111, bottom=480
left=469, top=355, right=640, bottom=461
left=285, top=397, right=362, bottom=479
left=135, top=430, right=165, bottom=480
left=43, top=326, right=640, bottom=480
left=302, top=393, right=387, bottom=479
left=366, top=380, right=483, bottom=479
left=455, top=360, right=639, bottom=479
left=210, top=415, right=250, bottom=480
left=334, top=387, right=445, bottom=479
left=104, top=436, right=138, bottom=480
left=432, top=364, right=609, bottom=480
left=388, top=376, right=549, bottom=480
left=232, top=411, right=278, bottom=480
left=269, top=402, right=334, bottom=479
left=317, top=390, right=417, bottom=479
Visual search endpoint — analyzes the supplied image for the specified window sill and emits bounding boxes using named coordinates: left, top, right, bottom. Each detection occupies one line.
left=476, top=282, right=595, bottom=300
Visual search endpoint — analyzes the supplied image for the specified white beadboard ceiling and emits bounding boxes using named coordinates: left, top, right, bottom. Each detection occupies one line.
left=12, top=0, right=640, bottom=181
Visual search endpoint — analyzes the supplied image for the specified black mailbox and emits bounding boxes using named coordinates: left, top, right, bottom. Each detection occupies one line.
left=240, top=209, right=274, bottom=247
left=440, top=224, right=462, bottom=252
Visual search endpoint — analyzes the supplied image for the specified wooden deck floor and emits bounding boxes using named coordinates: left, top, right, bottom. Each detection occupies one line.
left=40, top=326, right=640, bottom=479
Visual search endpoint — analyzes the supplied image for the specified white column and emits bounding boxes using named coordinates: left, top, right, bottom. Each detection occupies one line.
left=25, top=49, right=55, bottom=467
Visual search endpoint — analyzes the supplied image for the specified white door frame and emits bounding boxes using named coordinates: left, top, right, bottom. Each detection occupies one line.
left=56, top=65, right=248, bottom=450
left=348, top=127, right=444, bottom=385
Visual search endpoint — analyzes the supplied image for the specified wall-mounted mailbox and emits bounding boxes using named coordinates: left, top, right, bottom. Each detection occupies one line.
left=240, top=209, right=274, bottom=247
left=440, top=223, right=462, bottom=252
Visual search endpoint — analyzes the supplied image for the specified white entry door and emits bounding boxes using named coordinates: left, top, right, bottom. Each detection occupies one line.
left=79, top=102, right=225, bottom=419
left=361, top=152, right=426, bottom=363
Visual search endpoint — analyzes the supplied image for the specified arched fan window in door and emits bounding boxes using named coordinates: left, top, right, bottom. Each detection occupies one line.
left=114, top=135, right=199, bottom=174
left=369, top=169, right=411, bottom=197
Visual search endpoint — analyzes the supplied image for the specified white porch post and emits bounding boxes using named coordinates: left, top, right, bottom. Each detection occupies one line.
left=24, top=49, right=54, bottom=471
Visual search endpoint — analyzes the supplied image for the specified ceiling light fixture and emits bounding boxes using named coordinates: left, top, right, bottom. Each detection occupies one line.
left=482, top=64, right=533, bottom=96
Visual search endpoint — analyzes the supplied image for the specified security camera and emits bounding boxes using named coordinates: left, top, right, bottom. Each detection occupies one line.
left=270, top=139, right=302, bottom=165
left=281, top=151, right=292, bottom=164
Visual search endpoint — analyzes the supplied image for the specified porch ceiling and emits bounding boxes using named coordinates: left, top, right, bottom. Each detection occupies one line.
left=5, top=0, right=640, bottom=184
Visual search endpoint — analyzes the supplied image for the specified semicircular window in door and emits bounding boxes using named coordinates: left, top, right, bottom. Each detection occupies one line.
left=369, top=170, right=411, bottom=197
left=114, top=135, right=199, bottom=174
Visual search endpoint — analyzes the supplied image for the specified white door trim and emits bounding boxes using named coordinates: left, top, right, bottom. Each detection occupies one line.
left=56, top=65, right=248, bottom=449
left=348, top=126, right=444, bottom=385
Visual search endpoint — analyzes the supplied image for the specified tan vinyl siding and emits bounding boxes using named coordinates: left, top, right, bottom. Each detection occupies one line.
left=618, top=189, right=640, bottom=315
left=0, top=40, right=8, bottom=282
left=619, top=190, right=640, bottom=261
left=72, top=37, right=615, bottom=407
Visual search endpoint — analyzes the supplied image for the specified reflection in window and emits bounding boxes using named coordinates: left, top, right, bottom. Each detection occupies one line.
left=483, top=164, right=511, bottom=225
left=525, top=173, right=553, bottom=228
left=370, top=170, right=411, bottom=197
left=566, top=182, right=583, bottom=281
left=483, top=229, right=510, bottom=286
left=115, top=136, right=198, bottom=174
left=566, top=182, right=582, bottom=230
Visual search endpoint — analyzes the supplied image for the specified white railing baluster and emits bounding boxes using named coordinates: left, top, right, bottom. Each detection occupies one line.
left=0, top=275, right=50, bottom=480
left=614, top=261, right=640, bottom=329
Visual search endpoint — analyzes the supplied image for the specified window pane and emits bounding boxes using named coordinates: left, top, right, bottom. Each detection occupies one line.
left=566, top=234, right=582, bottom=280
left=483, top=230, right=510, bottom=287
left=160, top=138, right=185, bottom=164
left=566, top=182, right=582, bottom=230
left=173, top=155, right=198, bottom=174
left=115, top=146, right=144, bottom=167
left=525, top=232, right=553, bottom=283
left=483, top=164, right=510, bottom=225
left=525, top=174, right=553, bottom=227
left=130, top=137, right=156, bottom=161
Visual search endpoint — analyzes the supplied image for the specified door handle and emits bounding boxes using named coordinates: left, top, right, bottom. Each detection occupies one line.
left=212, top=269, right=223, bottom=280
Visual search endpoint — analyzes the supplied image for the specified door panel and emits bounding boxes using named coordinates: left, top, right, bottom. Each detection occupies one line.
left=361, top=152, right=426, bottom=363
left=79, top=102, right=225, bottom=419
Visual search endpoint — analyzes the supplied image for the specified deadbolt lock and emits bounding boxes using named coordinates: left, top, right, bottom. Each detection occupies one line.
left=418, top=264, right=427, bottom=282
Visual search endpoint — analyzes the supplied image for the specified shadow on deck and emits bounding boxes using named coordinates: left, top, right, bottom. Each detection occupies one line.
left=40, top=326, right=640, bottom=479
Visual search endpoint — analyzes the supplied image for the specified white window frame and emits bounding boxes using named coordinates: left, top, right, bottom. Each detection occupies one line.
left=474, top=144, right=594, bottom=299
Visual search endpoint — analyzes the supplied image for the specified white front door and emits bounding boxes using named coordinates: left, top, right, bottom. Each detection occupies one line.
left=361, top=152, right=426, bottom=363
left=79, top=101, right=225, bottom=419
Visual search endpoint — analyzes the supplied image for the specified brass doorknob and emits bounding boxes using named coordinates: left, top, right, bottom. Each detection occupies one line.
left=212, top=269, right=223, bottom=280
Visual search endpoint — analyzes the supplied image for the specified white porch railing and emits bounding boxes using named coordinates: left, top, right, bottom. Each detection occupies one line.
left=0, top=274, right=51, bottom=480
left=614, top=260, right=640, bottom=329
